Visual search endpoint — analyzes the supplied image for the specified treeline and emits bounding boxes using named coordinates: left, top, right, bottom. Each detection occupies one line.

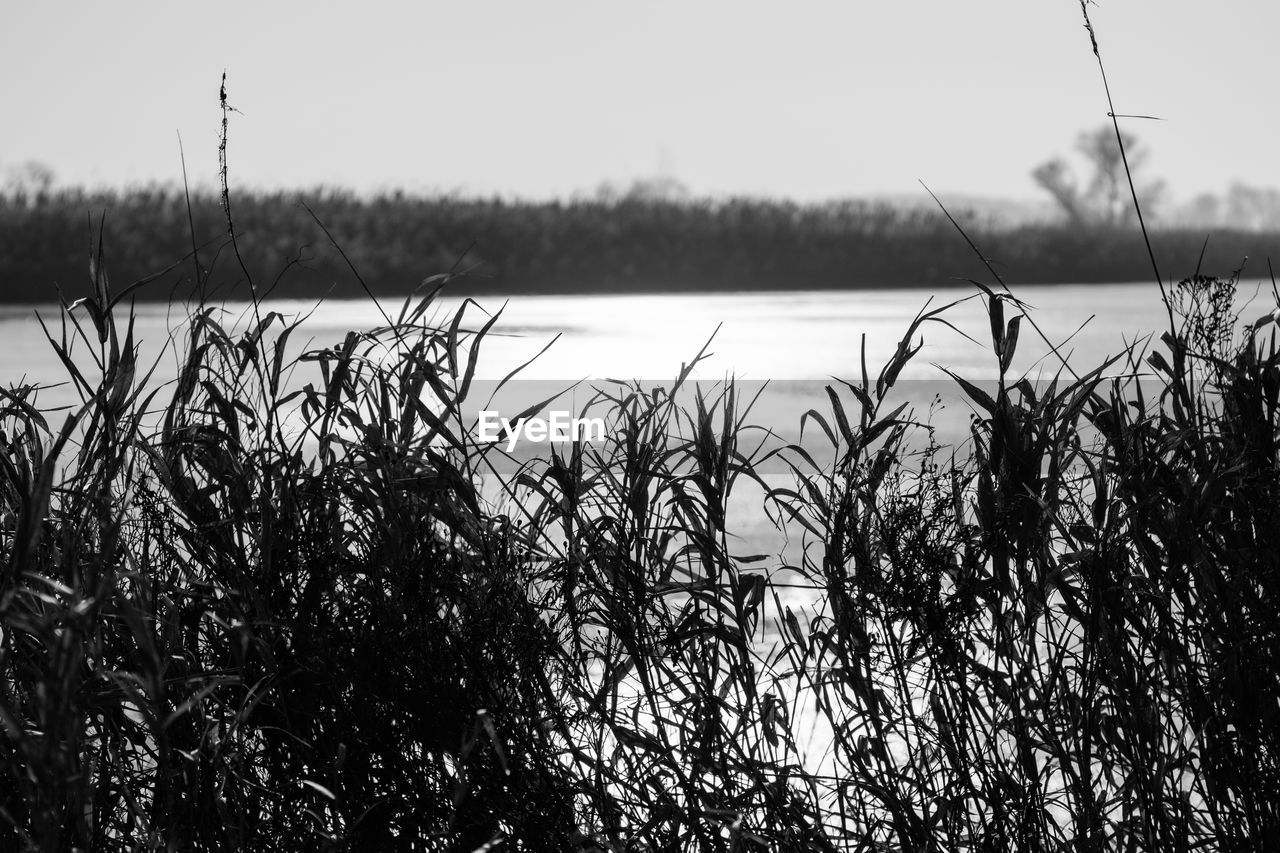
left=2, top=186, right=1278, bottom=302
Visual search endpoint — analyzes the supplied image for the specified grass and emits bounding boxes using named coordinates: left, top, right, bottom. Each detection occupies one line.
left=0, top=198, right=1277, bottom=849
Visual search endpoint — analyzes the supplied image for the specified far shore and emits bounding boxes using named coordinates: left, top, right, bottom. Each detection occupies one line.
left=3, top=187, right=1277, bottom=303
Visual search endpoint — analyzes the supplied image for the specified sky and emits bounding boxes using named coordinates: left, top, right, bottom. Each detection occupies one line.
left=2, top=1, right=1277, bottom=204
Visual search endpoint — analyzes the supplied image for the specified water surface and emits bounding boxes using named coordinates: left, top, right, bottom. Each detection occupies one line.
left=2, top=282, right=1172, bottom=397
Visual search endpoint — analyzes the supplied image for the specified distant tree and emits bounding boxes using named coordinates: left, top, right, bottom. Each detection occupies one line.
left=622, top=175, right=691, bottom=203
left=1032, top=126, right=1166, bottom=226
left=590, top=175, right=691, bottom=205
left=1, top=161, right=56, bottom=202
left=1184, top=191, right=1222, bottom=227
left=1031, top=158, right=1089, bottom=226
left=1164, top=183, right=1280, bottom=229
left=1223, top=182, right=1280, bottom=230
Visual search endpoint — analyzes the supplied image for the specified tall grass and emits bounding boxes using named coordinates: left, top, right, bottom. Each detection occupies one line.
left=1, top=192, right=1277, bottom=848
left=3, top=8, right=1278, bottom=840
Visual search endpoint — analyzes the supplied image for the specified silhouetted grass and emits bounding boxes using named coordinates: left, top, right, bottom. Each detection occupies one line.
left=1, top=197, right=1277, bottom=849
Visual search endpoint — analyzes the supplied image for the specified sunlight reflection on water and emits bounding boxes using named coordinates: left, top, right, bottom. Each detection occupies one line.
left=3, top=283, right=1170, bottom=396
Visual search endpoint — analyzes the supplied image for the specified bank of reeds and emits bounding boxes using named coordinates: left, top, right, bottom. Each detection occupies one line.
left=3, top=186, right=1277, bottom=302
left=1, top=196, right=1277, bottom=850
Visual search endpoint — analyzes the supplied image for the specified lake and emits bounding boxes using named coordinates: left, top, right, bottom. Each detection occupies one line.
left=2, top=281, right=1174, bottom=394
left=1, top=280, right=1184, bottom=473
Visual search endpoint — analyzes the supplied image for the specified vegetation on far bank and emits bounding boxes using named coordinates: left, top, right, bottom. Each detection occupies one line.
left=3, top=186, right=1279, bottom=302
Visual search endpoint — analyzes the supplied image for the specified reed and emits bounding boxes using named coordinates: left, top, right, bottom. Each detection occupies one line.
left=1, top=188, right=1277, bottom=849
left=4, top=185, right=1277, bottom=304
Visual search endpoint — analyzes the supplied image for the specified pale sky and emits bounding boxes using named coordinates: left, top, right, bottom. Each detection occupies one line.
left=2, top=1, right=1276, bottom=203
